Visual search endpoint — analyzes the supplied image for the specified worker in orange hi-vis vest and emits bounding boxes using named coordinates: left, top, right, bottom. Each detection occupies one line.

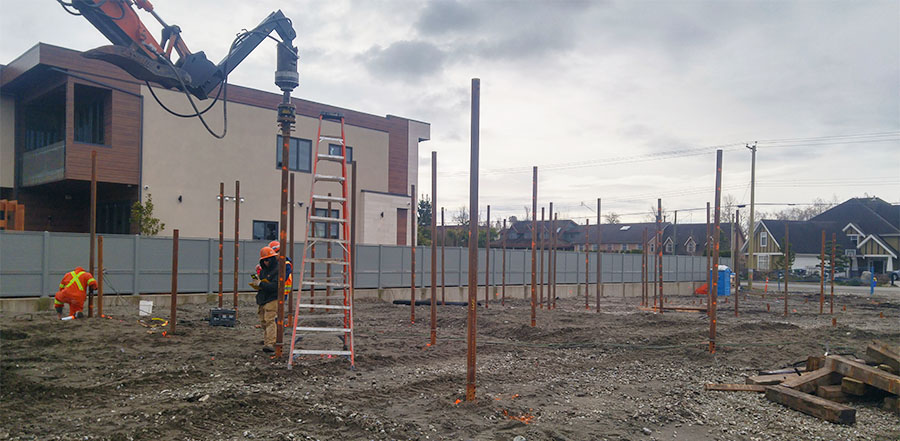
left=54, top=267, right=97, bottom=320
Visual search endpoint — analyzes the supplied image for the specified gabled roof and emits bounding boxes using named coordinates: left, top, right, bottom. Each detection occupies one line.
left=857, top=234, right=898, bottom=258
left=755, top=219, right=854, bottom=254
left=810, top=197, right=900, bottom=235
left=583, top=222, right=668, bottom=245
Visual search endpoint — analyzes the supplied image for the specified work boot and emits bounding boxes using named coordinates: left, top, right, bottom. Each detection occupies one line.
left=74, top=311, right=84, bottom=319
left=262, top=346, right=275, bottom=353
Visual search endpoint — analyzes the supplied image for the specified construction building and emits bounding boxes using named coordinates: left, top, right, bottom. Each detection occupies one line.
left=0, top=43, right=429, bottom=245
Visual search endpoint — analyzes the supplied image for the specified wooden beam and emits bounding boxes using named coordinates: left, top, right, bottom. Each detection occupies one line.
left=825, top=355, right=900, bottom=395
left=841, top=377, right=868, bottom=396
left=780, top=367, right=842, bottom=394
left=765, top=385, right=856, bottom=425
left=806, top=356, right=824, bottom=372
left=816, top=385, right=847, bottom=403
left=705, top=383, right=766, bottom=392
left=884, top=396, right=900, bottom=415
left=866, top=340, right=900, bottom=373
left=746, top=373, right=800, bottom=385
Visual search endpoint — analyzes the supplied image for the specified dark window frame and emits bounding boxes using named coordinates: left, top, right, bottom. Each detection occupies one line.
left=328, top=143, right=354, bottom=163
left=253, top=220, right=279, bottom=241
left=276, top=135, right=312, bottom=173
left=313, top=208, right=341, bottom=238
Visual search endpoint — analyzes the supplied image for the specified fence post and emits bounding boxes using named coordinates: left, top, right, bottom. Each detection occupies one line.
left=133, top=234, right=140, bottom=295
left=621, top=253, right=626, bottom=297
left=42, top=231, right=50, bottom=297
left=208, top=238, right=215, bottom=293
left=377, top=245, right=383, bottom=290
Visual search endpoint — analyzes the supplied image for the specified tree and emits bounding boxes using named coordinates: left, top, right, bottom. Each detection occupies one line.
left=644, top=205, right=668, bottom=223
left=604, top=212, right=621, bottom=224
left=452, top=206, right=469, bottom=226
left=417, top=196, right=432, bottom=245
left=773, top=241, right=796, bottom=270
left=825, top=240, right=851, bottom=276
left=131, top=193, right=165, bottom=235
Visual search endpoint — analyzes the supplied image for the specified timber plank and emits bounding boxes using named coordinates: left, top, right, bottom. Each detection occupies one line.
left=746, top=373, right=798, bottom=385
left=781, top=368, right=842, bottom=394
left=841, top=377, right=867, bottom=396
left=765, top=385, right=856, bottom=425
left=866, top=341, right=900, bottom=373
left=825, top=355, right=900, bottom=395
left=816, top=385, right=847, bottom=403
left=705, top=383, right=766, bottom=392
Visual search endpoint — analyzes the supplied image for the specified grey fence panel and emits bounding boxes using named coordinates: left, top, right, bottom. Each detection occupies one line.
left=101, top=235, right=136, bottom=295
left=0, top=232, right=43, bottom=296
left=354, top=245, right=380, bottom=289
left=622, top=254, right=638, bottom=282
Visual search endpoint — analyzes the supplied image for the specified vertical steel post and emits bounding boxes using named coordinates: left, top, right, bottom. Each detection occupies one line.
left=584, top=219, right=590, bottom=309
left=830, top=232, right=835, bottom=314
left=501, top=218, right=507, bottom=306
left=275, top=91, right=295, bottom=358
left=411, top=184, right=417, bottom=323
left=485, top=204, right=491, bottom=308
left=89, top=150, right=97, bottom=317
left=706, top=202, right=711, bottom=315
left=170, top=229, right=179, bottom=335
left=820, top=229, right=825, bottom=315
left=288, top=174, right=295, bottom=327
left=548, top=202, right=554, bottom=309
left=218, top=182, right=224, bottom=308
left=234, top=181, right=240, bottom=316
left=547, top=210, right=559, bottom=309
left=466, top=78, right=480, bottom=402
left=441, top=207, right=446, bottom=305
left=735, top=209, right=740, bottom=317
left=596, top=198, right=602, bottom=307
left=784, top=224, right=790, bottom=317
left=431, top=152, right=437, bottom=345
left=530, top=167, right=537, bottom=326
left=539, top=207, right=545, bottom=309
left=97, top=235, right=104, bottom=317
left=642, top=228, right=648, bottom=306
left=747, top=143, right=757, bottom=290
left=657, top=198, right=663, bottom=313
left=710, top=150, right=722, bottom=353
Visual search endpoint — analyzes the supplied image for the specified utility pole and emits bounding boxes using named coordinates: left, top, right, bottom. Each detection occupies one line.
left=746, top=142, right=757, bottom=290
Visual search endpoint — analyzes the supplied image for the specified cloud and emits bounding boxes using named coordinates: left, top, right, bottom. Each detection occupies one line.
left=356, top=40, right=447, bottom=81
left=415, top=1, right=481, bottom=35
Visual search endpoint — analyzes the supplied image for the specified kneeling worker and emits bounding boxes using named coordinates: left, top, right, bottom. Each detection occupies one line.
left=54, top=266, right=97, bottom=320
left=253, top=246, right=279, bottom=353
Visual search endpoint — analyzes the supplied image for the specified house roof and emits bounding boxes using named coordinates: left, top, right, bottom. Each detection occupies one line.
left=809, top=197, right=900, bottom=235
left=757, top=219, right=854, bottom=254
left=665, top=223, right=742, bottom=254
left=583, top=222, right=669, bottom=245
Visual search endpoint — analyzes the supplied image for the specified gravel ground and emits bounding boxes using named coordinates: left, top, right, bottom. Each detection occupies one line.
left=1, top=287, right=898, bottom=440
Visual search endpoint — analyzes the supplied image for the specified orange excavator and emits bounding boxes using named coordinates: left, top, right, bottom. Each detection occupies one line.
left=58, top=0, right=299, bottom=136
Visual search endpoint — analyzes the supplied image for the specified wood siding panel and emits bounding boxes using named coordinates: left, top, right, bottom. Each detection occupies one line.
left=397, top=208, right=408, bottom=246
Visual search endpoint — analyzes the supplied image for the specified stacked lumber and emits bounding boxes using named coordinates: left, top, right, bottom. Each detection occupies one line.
left=707, top=340, right=900, bottom=425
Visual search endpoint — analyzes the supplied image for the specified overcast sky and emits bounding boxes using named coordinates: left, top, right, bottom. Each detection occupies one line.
left=3, top=0, right=898, bottom=225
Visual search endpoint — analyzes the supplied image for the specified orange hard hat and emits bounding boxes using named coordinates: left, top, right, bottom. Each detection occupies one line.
left=268, top=240, right=281, bottom=252
left=259, top=246, right=277, bottom=260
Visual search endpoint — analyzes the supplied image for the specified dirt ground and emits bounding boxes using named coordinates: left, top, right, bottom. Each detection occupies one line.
left=2, top=287, right=899, bottom=441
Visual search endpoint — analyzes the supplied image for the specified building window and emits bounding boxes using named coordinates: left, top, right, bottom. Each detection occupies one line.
left=314, top=208, right=340, bottom=238
left=253, top=220, right=278, bottom=241
left=665, top=241, right=673, bottom=254
left=760, top=231, right=768, bottom=248
left=649, top=243, right=656, bottom=253
left=686, top=241, right=696, bottom=254
left=849, top=235, right=858, bottom=246
left=276, top=135, right=311, bottom=172
left=328, top=143, right=353, bottom=163
left=74, top=93, right=105, bottom=144
left=757, top=254, right=770, bottom=270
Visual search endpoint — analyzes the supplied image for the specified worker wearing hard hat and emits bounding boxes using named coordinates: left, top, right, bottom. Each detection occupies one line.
left=54, top=267, right=97, bottom=320
left=252, top=246, right=280, bottom=353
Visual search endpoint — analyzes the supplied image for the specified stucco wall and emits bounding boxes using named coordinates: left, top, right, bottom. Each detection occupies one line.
left=0, top=94, right=14, bottom=189
left=140, top=87, right=391, bottom=240
left=360, top=191, right=411, bottom=245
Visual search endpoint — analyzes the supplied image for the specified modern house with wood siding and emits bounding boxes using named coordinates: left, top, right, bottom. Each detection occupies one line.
left=740, top=197, right=899, bottom=275
left=0, top=43, right=429, bottom=245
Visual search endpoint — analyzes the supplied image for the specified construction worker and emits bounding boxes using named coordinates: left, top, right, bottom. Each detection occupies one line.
left=252, top=246, right=280, bottom=353
left=54, top=267, right=97, bottom=320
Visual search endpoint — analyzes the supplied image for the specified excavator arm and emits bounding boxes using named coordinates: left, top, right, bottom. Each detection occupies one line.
left=65, top=0, right=298, bottom=99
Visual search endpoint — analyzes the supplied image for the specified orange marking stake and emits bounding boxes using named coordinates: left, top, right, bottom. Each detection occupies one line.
left=832, top=318, right=836, bottom=327
left=454, top=399, right=462, bottom=405
left=842, top=305, right=846, bottom=311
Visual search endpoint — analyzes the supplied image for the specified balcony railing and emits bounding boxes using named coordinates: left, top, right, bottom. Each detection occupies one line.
left=21, top=141, right=65, bottom=187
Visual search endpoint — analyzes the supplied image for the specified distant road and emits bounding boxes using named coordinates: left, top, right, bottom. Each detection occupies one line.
left=748, top=281, right=899, bottom=300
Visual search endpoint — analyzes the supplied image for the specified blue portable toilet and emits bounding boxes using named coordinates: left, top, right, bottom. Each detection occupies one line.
left=717, top=265, right=733, bottom=296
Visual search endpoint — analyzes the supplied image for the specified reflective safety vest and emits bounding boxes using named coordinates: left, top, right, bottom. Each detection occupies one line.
left=59, top=270, right=96, bottom=293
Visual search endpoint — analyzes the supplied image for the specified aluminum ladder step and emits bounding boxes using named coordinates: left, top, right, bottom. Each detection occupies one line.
left=311, top=195, right=346, bottom=203
left=314, top=174, right=345, bottom=183
left=307, top=237, right=348, bottom=244
left=296, top=303, right=349, bottom=310
left=295, top=326, right=351, bottom=333
left=292, top=349, right=351, bottom=356
left=309, top=216, right=346, bottom=223
left=305, top=258, right=349, bottom=265
left=319, top=136, right=344, bottom=144
left=296, top=313, right=347, bottom=319
left=302, top=280, right=350, bottom=288
left=316, top=154, right=346, bottom=163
